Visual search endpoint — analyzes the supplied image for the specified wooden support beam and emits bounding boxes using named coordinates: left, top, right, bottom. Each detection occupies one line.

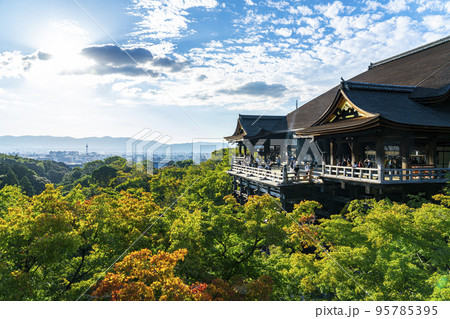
left=400, top=137, right=410, bottom=169
left=375, top=137, right=385, bottom=169
left=427, top=137, right=437, bottom=166
left=264, top=140, right=270, bottom=161
left=351, top=141, right=360, bottom=165
left=330, top=139, right=336, bottom=165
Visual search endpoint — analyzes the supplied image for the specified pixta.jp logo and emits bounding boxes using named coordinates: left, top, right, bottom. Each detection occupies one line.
left=126, top=128, right=172, bottom=174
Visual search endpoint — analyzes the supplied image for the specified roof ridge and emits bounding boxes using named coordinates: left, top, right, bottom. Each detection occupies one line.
left=368, top=36, right=450, bottom=69
left=239, top=114, right=285, bottom=118
left=342, top=81, right=416, bottom=92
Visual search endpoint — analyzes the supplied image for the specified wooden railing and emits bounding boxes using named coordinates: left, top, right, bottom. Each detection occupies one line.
left=382, top=168, right=449, bottom=183
left=230, top=161, right=450, bottom=185
left=230, top=164, right=311, bottom=183
left=322, top=165, right=380, bottom=183
left=231, top=164, right=284, bottom=182
left=322, top=165, right=450, bottom=184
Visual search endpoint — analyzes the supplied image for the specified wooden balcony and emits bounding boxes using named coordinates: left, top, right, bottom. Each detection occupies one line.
left=229, top=160, right=450, bottom=186
left=322, top=165, right=450, bottom=184
left=229, top=163, right=312, bottom=186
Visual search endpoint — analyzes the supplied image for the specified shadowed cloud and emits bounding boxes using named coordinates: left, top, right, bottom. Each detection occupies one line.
left=79, top=44, right=186, bottom=76
left=81, top=45, right=153, bottom=65
left=218, top=81, right=287, bottom=97
left=152, top=57, right=188, bottom=72
left=61, top=65, right=159, bottom=77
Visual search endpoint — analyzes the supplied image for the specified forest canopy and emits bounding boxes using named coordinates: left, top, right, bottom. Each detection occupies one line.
left=0, top=150, right=448, bottom=301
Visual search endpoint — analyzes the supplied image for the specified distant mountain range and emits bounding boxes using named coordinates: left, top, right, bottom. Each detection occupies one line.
left=0, top=135, right=228, bottom=155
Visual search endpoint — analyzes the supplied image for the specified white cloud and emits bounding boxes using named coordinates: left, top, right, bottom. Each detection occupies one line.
left=288, top=5, right=313, bottom=16
left=314, top=1, right=345, bottom=18
left=271, top=17, right=294, bottom=25
left=274, top=28, right=293, bottom=37
left=206, top=40, right=223, bottom=48
left=0, top=51, right=29, bottom=79
left=385, top=0, right=409, bottom=13
left=0, top=50, right=55, bottom=79
left=49, top=19, right=89, bottom=36
left=328, top=14, right=371, bottom=35
left=416, top=0, right=448, bottom=13
left=266, top=1, right=290, bottom=10
left=422, top=15, right=450, bottom=33
left=244, top=0, right=255, bottom=5
left=299, top=17, right=322, bottom=29
left=238, top=11, right=274, bottom=25
left=129, top=0, right=218, bottom=39
left=295, top=26, right=316, bottom=36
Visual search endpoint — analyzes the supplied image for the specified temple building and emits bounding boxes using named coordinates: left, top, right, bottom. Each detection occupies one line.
left=225, top=36, right=450, bottom=211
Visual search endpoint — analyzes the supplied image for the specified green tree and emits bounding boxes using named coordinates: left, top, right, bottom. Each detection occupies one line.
left=19, top=176, right=34, bottom=196
left=91, top=166, right=118, bottom=187
left=81, top=160, right=105, bottom=175
left=2, top=169, right=19, bottom=187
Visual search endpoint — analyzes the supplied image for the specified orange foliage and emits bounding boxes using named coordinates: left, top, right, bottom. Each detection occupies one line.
left=92, top=248, right=274, bottom=301
left=205, top=276, right=273, bottom=301
left=92, top=249, right=210, bottom=301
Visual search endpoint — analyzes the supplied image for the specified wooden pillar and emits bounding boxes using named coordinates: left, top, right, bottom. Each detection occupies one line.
left=375, top=137, right=385, bottom=169
left=400, top=137, right=410, bottom=169
left=351, top=141, right=360, bottom=165
left=243, top=144, right=247, bottom=155
left=264, top=140, right=270, bottom=161
left=238, top=143, right=243, bottom=156
left=427, top=137, right=437, bottom=166
left=330, top=139, right=336, bottom=165
left=280, top=193, right=287, bottom=211
left=282, top=165, right=288, bottom=183
left=376, top=137, right=385, bottom=182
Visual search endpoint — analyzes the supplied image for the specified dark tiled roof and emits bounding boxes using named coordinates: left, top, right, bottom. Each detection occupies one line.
left=297, top=116, right=379, bottom=135
left=342, top=83, right=450, bottom=127
left=287, top=36, right=450, bottom=130
left=225, top=114, right=287, bottom=141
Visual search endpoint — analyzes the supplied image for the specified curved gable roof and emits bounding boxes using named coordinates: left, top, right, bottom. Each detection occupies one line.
left=225, top=114, right=287, bottom=141
left=298, top=81, right=450, bottom=136
left=342, top=82, right=450, bottom=128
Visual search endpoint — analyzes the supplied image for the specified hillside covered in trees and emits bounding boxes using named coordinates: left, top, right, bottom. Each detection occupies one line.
left=0, top=154, right=71, bottom=196
left=0, top=151, right=448, bottom=301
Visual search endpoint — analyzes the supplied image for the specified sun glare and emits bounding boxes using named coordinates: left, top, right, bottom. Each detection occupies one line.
left=34, top=19, right=93, bottom=72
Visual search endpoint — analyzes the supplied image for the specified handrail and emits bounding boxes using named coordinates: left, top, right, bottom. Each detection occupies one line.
left=322, top=165, right=449, bottom=184
left=382, top=167, right=449, bottom=183
left=323, top=165, right=380, bottom=183
left=230, top=164, right=311, bottom=183
left=230, top=163, right=450, bottom=185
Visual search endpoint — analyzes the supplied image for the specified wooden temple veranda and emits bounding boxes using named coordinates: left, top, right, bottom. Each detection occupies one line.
left=225, top=37, right=450, bottom=211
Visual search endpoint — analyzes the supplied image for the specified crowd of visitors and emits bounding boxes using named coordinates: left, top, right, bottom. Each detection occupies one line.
left=236, top=153, right=422, bottom=172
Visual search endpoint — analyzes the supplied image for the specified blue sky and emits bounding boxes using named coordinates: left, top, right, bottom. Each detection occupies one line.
left=0, top=0, right=449, bottom=143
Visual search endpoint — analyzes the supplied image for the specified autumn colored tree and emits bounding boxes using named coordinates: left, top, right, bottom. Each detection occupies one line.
left=92, top=249, right=210, bottom=301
